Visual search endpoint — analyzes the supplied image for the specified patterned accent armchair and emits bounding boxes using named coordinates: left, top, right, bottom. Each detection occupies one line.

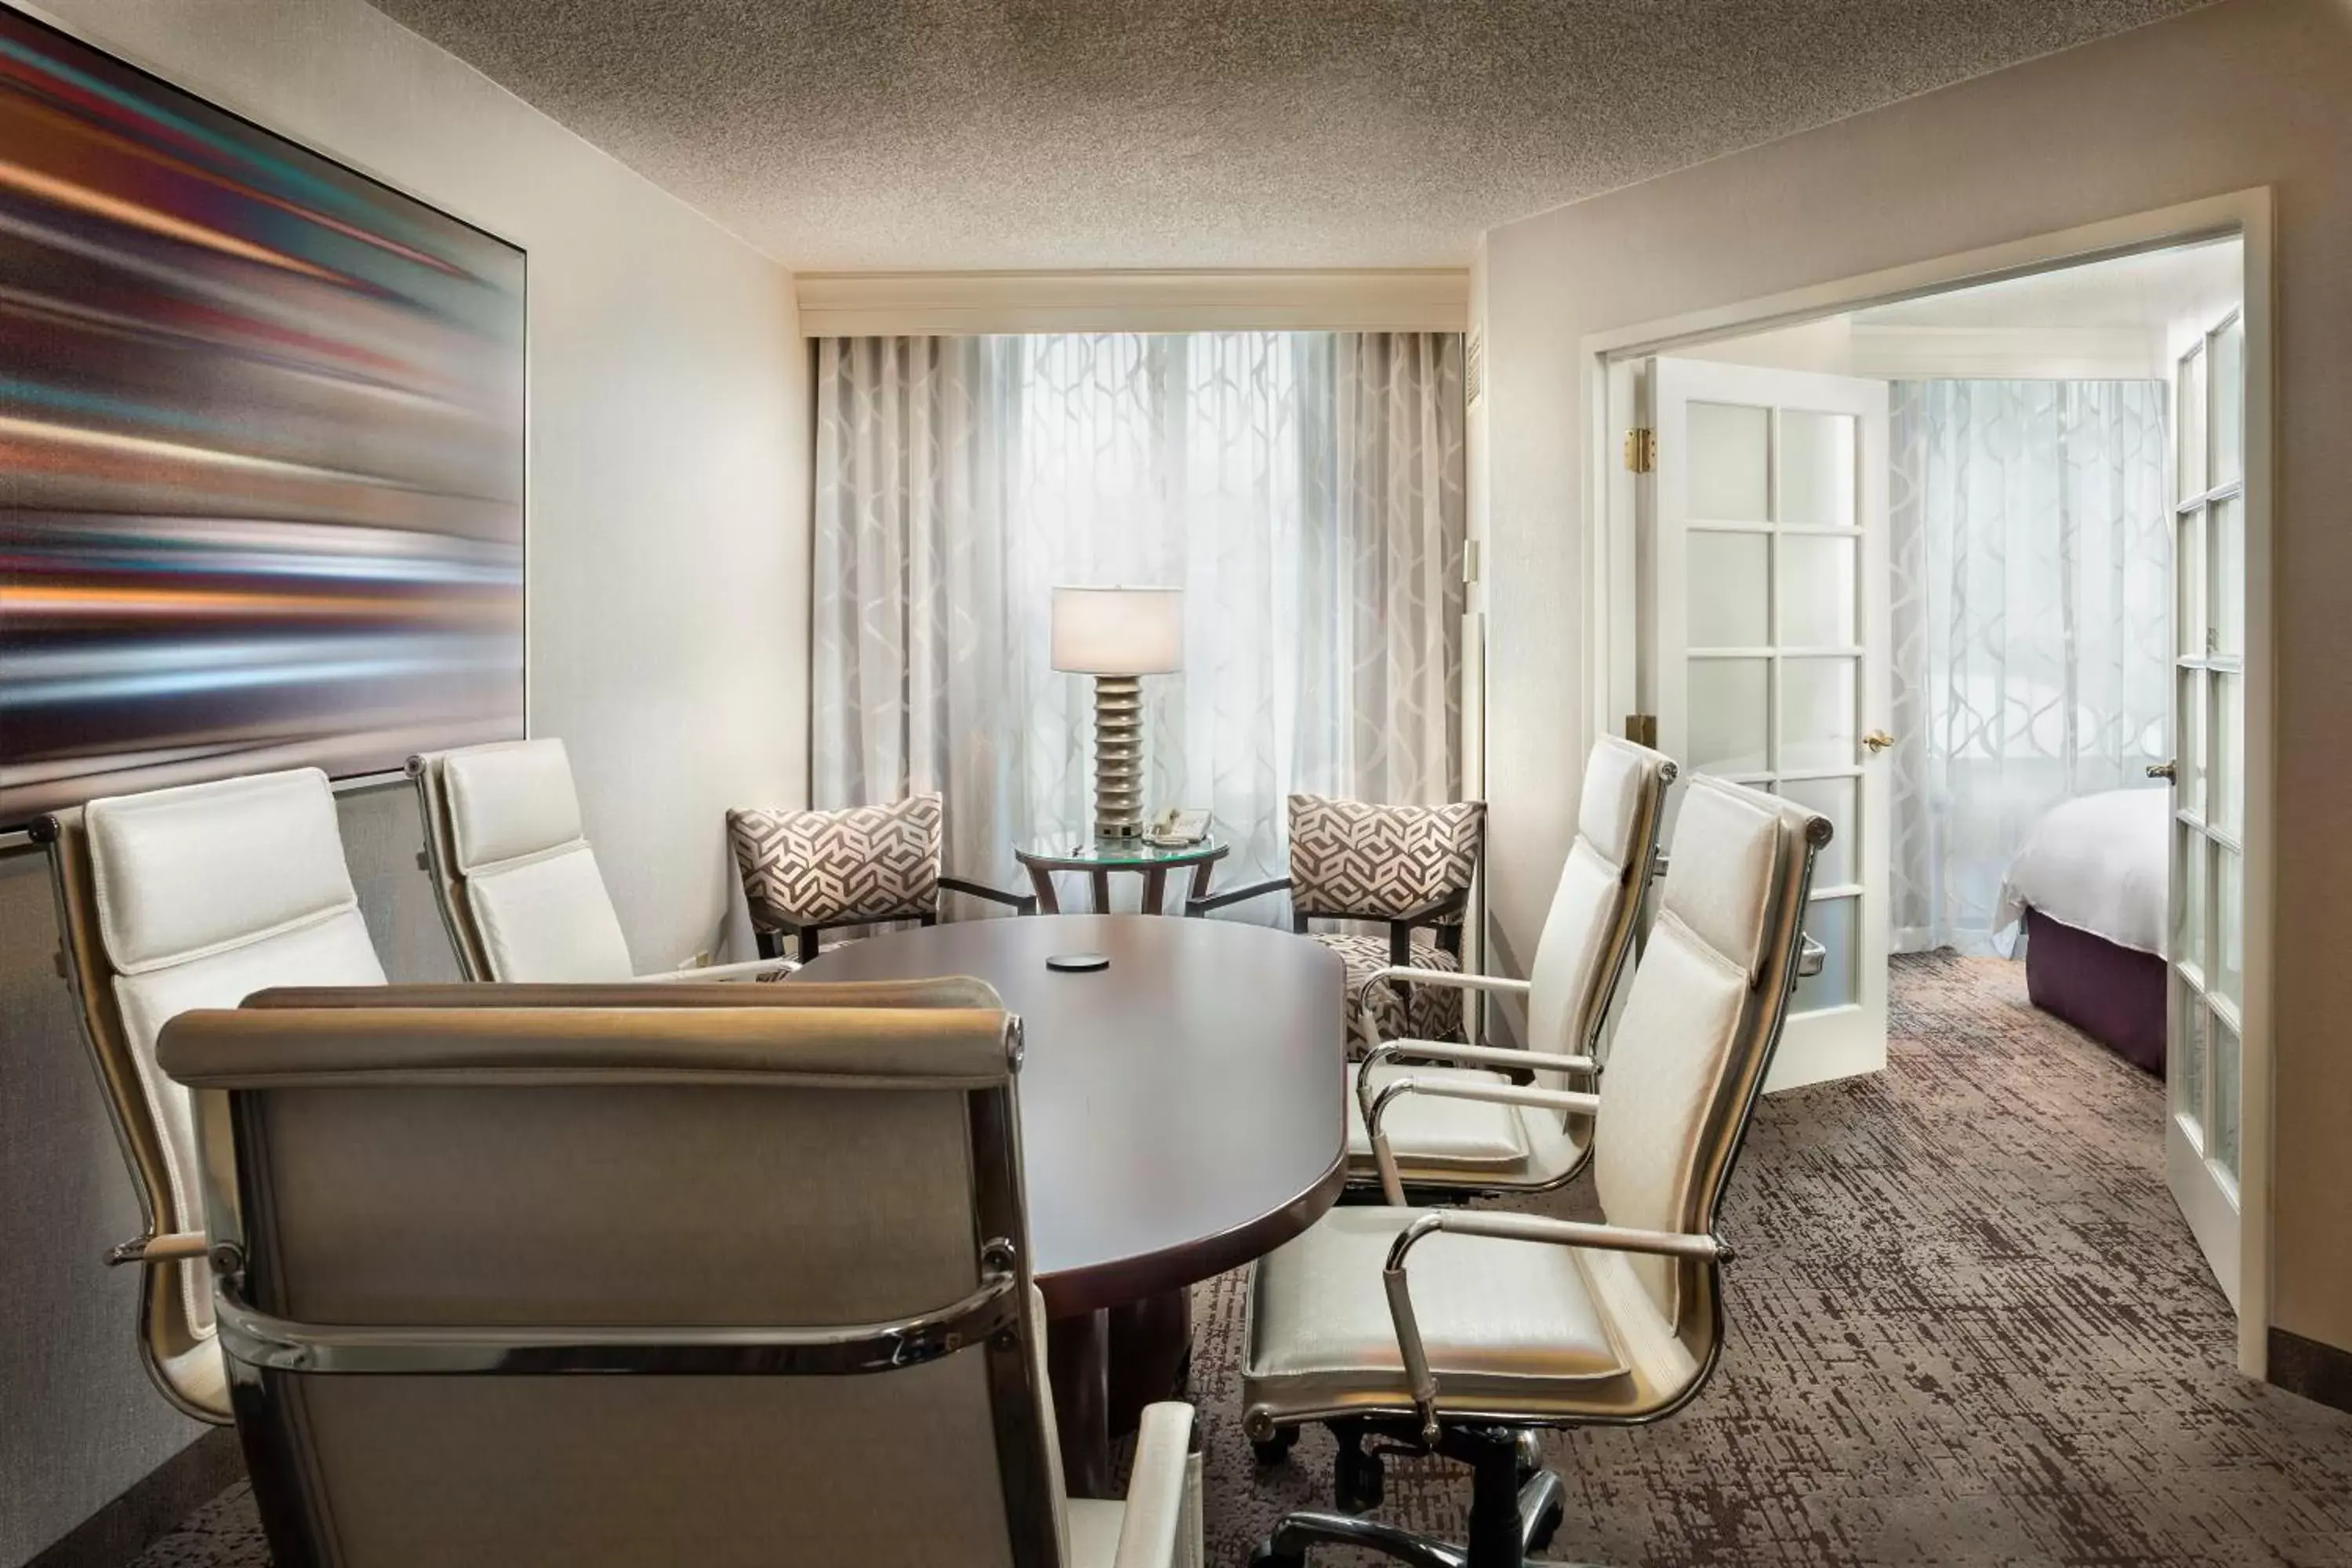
left=728, top=793, right=1036, bottom=964
left=1188, top=795, right=1485, bottom=1047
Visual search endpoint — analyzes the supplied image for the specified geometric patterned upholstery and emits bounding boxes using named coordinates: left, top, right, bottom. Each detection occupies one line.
left=1314, top=932, right=1466, bottom=1044
left=727, top=793, right=943, bottom=931
left=1287, top=795, right=1483, bottom=924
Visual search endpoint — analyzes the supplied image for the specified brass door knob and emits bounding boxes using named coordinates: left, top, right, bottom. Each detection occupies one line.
left=2147, top=760, right=2177, bottom=781
left=1862, top=730, right=1896, bottom=754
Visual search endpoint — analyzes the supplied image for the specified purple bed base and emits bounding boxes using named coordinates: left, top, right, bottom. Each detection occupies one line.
left=2023, top=907, right=2166, bottom=1076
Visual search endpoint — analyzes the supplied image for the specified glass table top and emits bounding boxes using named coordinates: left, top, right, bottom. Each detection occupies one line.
left=1014, top=834, right=1226, bottom=869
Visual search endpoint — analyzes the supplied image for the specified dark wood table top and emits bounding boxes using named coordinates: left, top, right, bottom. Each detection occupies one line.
left=794, top=913, right=1347, bottom=1316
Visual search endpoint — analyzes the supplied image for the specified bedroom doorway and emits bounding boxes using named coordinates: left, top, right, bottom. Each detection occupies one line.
left=1594, top=198, right=2269, bottom=1359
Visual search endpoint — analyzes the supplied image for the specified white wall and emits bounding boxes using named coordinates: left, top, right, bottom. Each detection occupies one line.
left=1, top=2, right=808, bottom=1559
left=1475, top=0, right=2352, bottom=1362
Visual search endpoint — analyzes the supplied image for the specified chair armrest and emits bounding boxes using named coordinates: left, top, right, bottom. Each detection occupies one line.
left=939, top=875, right=1038, bottom=916
left=1113, top=1401, right=1197, bottom=1568
left=1360, top=1039, right=1595, bottom=1083
left=107, top=1231, right=208, bottom=1267
left=1367, top=1076, right=1601, bottom=1204
left=1379, top=1207, right=1730, bottom=1441
left=639, top=956, right=797, bottom=983
left=1356, top=966, right=1530, bottom=1023
left=1404, top=1208, right=1730, bottom=1261
left=1357, top=1040, right=1599, bottom=1123
left=1185, top=876, right=1290, bottom=917
left=1392, top=886, right=1471, bottom=929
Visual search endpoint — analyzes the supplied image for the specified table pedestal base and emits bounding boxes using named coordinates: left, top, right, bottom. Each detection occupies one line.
left=1044, top=1288, right=1193, bottom=1498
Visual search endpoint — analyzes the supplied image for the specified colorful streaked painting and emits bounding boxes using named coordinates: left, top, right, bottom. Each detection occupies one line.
left=0, top=6, right=524, bottom=826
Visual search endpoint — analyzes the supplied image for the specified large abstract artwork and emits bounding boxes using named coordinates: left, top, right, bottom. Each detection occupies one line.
left=0, top=7, right=524, bottom=826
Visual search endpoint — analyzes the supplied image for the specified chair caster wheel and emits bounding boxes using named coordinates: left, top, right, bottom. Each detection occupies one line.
left=1334, top=1442, right=1385, bottom=1515
left=1250, top=1427, right=1299, bottom=1466
left=1526, top=1495, right=1566, bottom=1554
left=1514, top=1428, right=1544, bottom=1481
left=1248, top=1542, right=1305, bottom=1568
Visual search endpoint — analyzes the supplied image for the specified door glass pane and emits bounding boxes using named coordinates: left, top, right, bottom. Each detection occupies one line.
left=1687, top=659, right=1769, bottom=775
left=1778, top=411, right=1857, bottom=528
left=2173, top=825, right=2205, bottom=982
left=2174, top=976, right=2208, bottom=1133
left=2212, top=495, right=2243, bottom=658
left=2216, top=849, right=2243, bottom=1008
left=1780, top=657, right=1857, bottom=773
left=2178, top=344, right=2207, bottom=499
left=1777, top=534, right=1857, bottom=647
left=1777, top=775, right=1856, bottom=888
left=1791, top=894, right=1857, bottom=1013
left=2177, top=668, right=2205, bottom=821
left=1687, top=531, right=1769, bottom=648
left=2176, top=506, right=2205, bottom=662
left=2212, top=317, right=2244, bottom=488
left=1688, top=402, right=1769, bottom=522
left=2212, top=673, right=2241, bottom=837
left=2212, top=1013, right=2241, bottom=1178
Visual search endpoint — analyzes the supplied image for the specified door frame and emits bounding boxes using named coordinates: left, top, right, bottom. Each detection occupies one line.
left=1578, top=188, right=2276, bottom=1380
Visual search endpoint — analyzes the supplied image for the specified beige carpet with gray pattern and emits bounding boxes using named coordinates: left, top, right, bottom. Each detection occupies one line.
left=129, top=953, right=2352, bottom=1566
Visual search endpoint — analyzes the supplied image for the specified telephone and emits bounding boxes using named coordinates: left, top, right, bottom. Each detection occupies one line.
left=1145, top=808, right=1211, bottom=847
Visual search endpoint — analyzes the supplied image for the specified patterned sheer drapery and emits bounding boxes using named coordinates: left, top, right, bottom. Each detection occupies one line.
left=812, top=332, right=1465, bottom=913
left=1889, top=379, right=2171, bottom=954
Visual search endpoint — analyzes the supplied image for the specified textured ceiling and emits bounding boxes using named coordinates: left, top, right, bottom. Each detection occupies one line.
left=368, top=0, right=2210, bottom=272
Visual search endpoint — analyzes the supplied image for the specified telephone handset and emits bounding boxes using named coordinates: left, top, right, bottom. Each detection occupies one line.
left=1145, top=808, right=1211, bottom=847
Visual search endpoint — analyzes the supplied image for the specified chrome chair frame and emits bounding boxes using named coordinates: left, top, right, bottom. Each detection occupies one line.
left=32, top=808, right=230, bottom=1422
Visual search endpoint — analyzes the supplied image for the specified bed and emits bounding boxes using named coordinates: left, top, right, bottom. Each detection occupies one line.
left=1994, top=787, right=2170, bottom=1076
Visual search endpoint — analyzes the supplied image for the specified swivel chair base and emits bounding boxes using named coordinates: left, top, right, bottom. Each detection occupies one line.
left=1249, top=1424, right=1572, bottom=1568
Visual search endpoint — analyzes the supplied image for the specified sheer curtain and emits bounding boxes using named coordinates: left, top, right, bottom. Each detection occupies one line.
left=811, top=332, right=1465, bottom=910
left=1889, top=379, right=2171, bottom=954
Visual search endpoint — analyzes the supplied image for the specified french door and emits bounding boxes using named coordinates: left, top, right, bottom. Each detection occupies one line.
left=1642, top=358, right=1893, bottom=1091
left=2165, top=304, right=2247, bottom=1305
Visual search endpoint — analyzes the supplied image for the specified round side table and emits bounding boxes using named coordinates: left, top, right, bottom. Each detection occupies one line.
left=1014, top=835, right=1229, bottom=916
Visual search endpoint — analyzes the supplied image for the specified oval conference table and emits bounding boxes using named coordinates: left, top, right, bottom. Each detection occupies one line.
left=795, top=912, right=1346, bottom=1496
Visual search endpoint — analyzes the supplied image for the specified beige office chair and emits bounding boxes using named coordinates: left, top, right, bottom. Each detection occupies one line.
left=158, top=985, right=1201, bottom=1568
left=31, top=768, right=387, bottom=1423
left=409, top=737, right=789, bottom=982
left=1238, top=776, right=1830, bottom=1568
left=1339, top=738, right=1675, bottom=1203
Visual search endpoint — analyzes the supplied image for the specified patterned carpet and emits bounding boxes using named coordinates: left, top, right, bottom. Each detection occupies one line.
left=129, top=954, right=2352, bottom=1567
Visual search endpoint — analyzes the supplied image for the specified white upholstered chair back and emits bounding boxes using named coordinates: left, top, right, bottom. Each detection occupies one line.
left=1592, top=775, right=1826, bottom=1325
left=409, top=738, right=637, bottom=982
left=159, top=988, right=1072, bottom=1568
left=1521, top=737, right=1675, bottom=1086
left=36, top=768, right=385, bottom=1420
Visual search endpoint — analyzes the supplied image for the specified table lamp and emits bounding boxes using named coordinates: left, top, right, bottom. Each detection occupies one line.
left=1051, top=586, right=1184, bottom=840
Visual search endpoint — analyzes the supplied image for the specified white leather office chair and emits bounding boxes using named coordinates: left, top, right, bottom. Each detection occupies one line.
left=33, top=768, right=387, bottom=1422
left=158, top=982, right=1201, bottom=1568
left=1239, top=776, right=1830, bottom=1568
left=1338, top=738, right=1675, bottom=1203
left=408, top=737, right=789, bottom=983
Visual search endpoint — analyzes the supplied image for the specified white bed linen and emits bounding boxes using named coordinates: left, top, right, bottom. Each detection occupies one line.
left=1994, top=787, right=2169, bottom=957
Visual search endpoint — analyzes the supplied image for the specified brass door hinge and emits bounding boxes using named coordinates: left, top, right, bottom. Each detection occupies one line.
left=1624, top=713, right=1658, bottom=747
left=1624, top=427, right=1656, bottom=474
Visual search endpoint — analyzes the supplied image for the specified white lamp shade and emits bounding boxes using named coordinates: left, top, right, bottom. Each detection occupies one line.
left=1051, top=586, right=1184, bottom=674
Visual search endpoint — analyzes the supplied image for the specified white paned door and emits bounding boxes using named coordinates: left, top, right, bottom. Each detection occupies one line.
left=1645, top=358, right=1892, bottom=1092
left=2165, top=303, right=2246, bottom=1308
